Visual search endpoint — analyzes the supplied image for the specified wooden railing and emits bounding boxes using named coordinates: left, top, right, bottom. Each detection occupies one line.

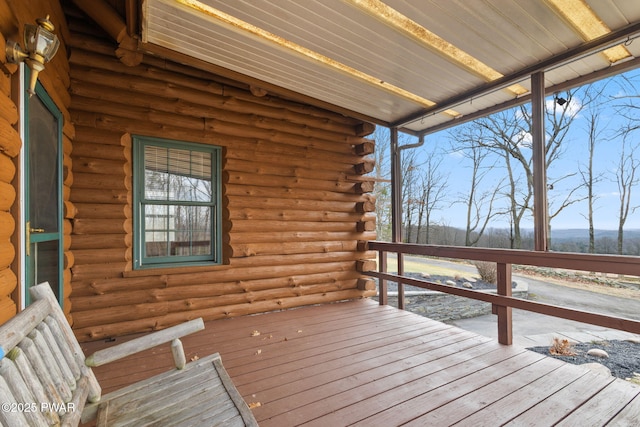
left=366, top=241, right=640, bottom=345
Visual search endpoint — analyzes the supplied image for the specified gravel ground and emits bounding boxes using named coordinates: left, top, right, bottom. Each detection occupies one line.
left=382, top=273, right=640, bottom=382
left=383, top=273, right=516, bottom=292
left=528, top=340, right=640, bottom=380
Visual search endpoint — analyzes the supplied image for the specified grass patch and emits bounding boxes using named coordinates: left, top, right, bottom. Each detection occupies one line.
left=384, top=256, right=475, bottom=279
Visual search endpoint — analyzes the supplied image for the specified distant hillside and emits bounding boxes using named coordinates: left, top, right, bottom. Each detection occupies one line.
left=403, top=225, right=640, bottom=254
left=552, top=229, right=640, bottom=241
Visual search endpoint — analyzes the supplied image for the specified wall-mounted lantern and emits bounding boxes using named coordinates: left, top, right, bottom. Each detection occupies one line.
left=5, top=15, right=60, bottom=96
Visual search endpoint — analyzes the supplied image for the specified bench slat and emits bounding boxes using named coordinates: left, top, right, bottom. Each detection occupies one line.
left=85, top=318, right=205, bottom=368
left=30, top=283, right=102, bottom=403
left=116, top=375, right=233, bottom=426
left=89, top=353, right=257, bottom=427
left=102, top=361, right=221, bottom=421
left=29, top=329, right=73, bottom=403
left=7, top=347, right=60, bottom=425
left=44, top=316, right=81, bottom=380
left=146, top=389, right=238, bottom=426
left=37, top=321, right=76, bottom=389
left=214, top=354, right=258, bottom=426
left=0, top=299, right=50, bottom=359
left=0, top=358, right=50, bottom=426
left=18, top=336, right=66, bottom=407
left=0, top=375, right=30, bottom=427
left=84, top=354, right=220, bottom=423
left=60, top=376, right=90, bottom=427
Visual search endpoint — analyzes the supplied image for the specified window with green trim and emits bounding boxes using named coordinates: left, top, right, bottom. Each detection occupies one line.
left=133, top=136, right=222, bottom=269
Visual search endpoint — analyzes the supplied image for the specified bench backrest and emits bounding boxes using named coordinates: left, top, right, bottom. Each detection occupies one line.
left=0, top=283, right=101, bottom=426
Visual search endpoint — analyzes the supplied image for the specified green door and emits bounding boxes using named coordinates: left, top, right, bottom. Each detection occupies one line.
left=24, top=77, right=63, bottom=305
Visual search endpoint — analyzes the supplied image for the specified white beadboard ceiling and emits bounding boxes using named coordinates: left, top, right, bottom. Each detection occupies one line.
left=142, top=0, right=640, bottom=135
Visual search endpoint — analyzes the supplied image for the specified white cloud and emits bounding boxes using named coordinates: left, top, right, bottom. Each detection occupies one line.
left=513, top=130, right=532, bottom=149
left=546, top=96, right=582, bottom=119
left=599, top=191, right=620, bottom=198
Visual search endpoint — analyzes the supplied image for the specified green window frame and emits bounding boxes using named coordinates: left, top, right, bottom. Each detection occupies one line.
left=133, top=136, right=222, bottom=269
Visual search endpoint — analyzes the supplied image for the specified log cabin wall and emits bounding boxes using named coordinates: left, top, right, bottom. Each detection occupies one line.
left=66, top=9, right=378, bottom=341
left=0, top=0, right=74, bottom=323
left=0, top=27, right=18, bottom=324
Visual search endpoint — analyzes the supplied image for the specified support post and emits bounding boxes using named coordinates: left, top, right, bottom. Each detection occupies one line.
left=397, top=253, right=405, bottom=310
left=390, top=127, right=405, bottom=309
left=496, top=263, right=513, bottom=345
left=378, top=250, right=388, bottom=306
left=531, top=72, right=548, bottom=251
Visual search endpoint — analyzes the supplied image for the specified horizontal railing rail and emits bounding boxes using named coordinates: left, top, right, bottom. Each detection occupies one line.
left=367, top=241, right=640, bottom=345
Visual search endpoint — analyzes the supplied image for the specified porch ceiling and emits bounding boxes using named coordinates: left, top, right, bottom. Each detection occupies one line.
left=141, top=0, right=640, bottom=135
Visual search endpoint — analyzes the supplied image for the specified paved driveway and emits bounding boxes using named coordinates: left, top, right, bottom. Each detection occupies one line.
left=400, top=256, right=640, bottom=346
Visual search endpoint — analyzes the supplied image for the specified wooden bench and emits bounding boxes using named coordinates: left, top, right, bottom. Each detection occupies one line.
left=0, top=282, right=258, bottom=426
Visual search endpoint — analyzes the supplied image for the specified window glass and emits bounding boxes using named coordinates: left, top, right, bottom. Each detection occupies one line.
left=134, top=136, right=221, bottom=268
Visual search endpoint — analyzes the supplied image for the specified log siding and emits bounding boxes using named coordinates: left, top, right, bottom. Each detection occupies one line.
left=0, top=31, right=18, bottom=324
left=65, top=12, right=377, bottom=340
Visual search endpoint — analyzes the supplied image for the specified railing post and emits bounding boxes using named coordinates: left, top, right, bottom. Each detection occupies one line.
left=397, top=252, right=405, bottom=310
left=379, top=250, right=388, bottom=306
left=495, top=263, right=513, bottom=345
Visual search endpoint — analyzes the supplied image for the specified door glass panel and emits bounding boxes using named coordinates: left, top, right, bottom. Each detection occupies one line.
left=28, top=94, right=59, bottom=232
left=30, top=240, right=60, bottom=299
left=25, top=79, right=62, bottom=306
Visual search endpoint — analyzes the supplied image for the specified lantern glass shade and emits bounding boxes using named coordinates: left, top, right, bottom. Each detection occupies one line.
left=23, top=23, right=59, bottom=62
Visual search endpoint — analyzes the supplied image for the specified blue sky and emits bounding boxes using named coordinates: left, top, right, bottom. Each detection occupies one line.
left=393, top=68, right=640, bottom=231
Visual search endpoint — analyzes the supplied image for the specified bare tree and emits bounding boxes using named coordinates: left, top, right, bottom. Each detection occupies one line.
left=579, top=108, right=606, bottom=253
left=447, top=134, right=504, bottom=247
left=614, top=72, right=640, bottom=134
left=371, top=127, right=392, bottom=241
left=547, top=172, right=586, bottom=246
left=610, top=71, right=640, bottom=254
left=614, top=137, right=640, bottom=254
left=498, top=137, right=531, bottom=248
left=470, top=110, right=533, bottom=247
left=464, top=161, right=504, bottom=247
left=369, top=127, right=450, bottom=244
left=401, top=149, right=421, bottom=242
left=414, top=152, right=449, bottom=243
left=452, top=119, right=523, bottom=246
left=471, top=88, right=588, bottom=248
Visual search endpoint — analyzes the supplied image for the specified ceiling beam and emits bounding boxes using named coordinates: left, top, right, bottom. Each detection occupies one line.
left=72, top=0, right=143, bottom=66
left=393, top=21, right=640, bottom=134
left=403, top=55, right=640, bottom=137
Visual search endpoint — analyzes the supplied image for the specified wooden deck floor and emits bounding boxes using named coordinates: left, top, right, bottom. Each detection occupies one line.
left=81, top=299, right=640, bottom=426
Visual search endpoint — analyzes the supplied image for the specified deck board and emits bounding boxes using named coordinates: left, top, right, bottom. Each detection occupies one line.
left=555, top=379, right=640, bottom=426
left=228, top=313, right=433, bottom=382
left=402, top=356, right=566, bottom=426
left=607, top=393, right=640, bottom=425
left=267, top=339, right=499, bottom=426
left=253, top=329, right=473, bottom=421
left=347, top=350, right=545, bottom=427
left=81, top=298, right=640, bottom=426
left=240, top=325, right=460, bottom=397
left=455, top=363, right=592, bottom=426
left=502, top=371, right=616, bottom=426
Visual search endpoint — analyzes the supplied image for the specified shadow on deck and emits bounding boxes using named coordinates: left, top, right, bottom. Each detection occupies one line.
left=81, top=299, right=640, bottom=426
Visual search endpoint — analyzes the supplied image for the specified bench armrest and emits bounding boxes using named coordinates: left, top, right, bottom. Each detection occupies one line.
left=85, top=318, right=204, bottom=368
